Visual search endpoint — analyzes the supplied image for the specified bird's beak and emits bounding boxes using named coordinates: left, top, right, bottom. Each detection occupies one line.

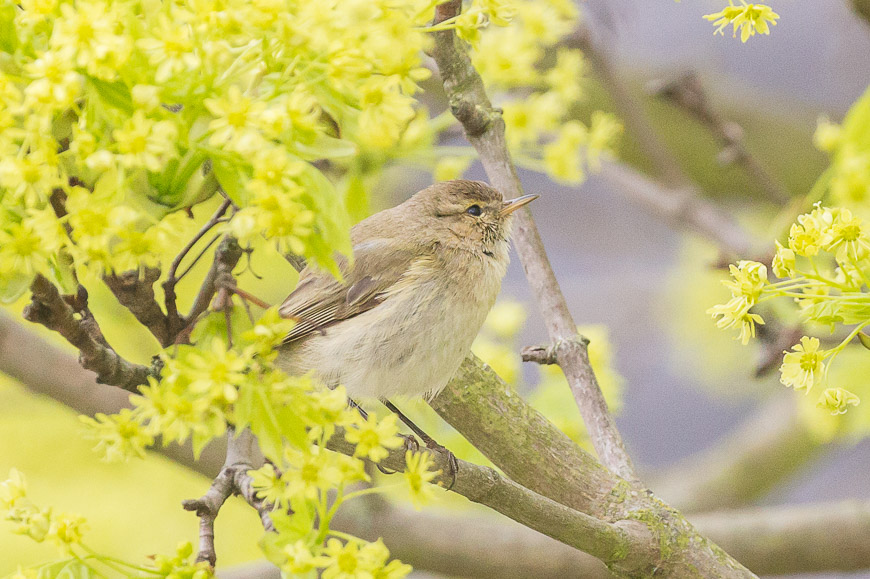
left=499, top=194, right=539, bottom=217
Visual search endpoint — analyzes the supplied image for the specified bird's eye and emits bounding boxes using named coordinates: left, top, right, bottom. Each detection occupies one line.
left=466, top=204, right=482, bottom=216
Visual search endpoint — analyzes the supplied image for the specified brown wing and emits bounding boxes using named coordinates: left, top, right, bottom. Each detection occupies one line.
left=279, top=238, right=418, bottom=344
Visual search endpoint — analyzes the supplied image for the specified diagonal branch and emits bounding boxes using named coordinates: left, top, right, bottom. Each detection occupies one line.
left=648, top=71, right=790, bottom=204
left=21, top=274, right=158, bottom=391
left=185, top=236, right=243, bottom=332
left=431, top=0, right=637, bottom=484
left=103, top=267, right=172, bottom=347
left=325, top=425, right=656, bottom=575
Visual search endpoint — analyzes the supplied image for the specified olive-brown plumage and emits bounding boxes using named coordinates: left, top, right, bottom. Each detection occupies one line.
left=276, top=179, right=536, bottom=400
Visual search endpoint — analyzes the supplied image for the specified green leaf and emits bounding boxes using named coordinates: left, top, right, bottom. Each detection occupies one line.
left=0, top=272, right=33, bottom=304
left=86, top=77, right=134, bottom=115
left=0, top=1, right=18, bottom=54
left=211, top=157, right=249, bottom=205
left=275, top=406, right=308, bottom=450
left=292, top=134, right=357, bottom=161
left=858, top=332, right=870, bottom=351
left=235, top=382, right=283, bottom=461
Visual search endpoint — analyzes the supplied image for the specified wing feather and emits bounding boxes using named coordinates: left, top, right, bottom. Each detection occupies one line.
left=279, top=238, right=419, bottom=344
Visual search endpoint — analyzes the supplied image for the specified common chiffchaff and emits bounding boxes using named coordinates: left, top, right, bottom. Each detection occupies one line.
left=277, top=180, right=537, bottom=400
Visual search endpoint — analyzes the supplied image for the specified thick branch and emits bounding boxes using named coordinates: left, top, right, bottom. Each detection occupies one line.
left=692, top=500, right=870, bottom=575
left=22, top=275, right=157, bottom=391
left=431, top=356, right=753, bottom=577
left=0, top=309, right=227, bottom=475
left=325, top=425, right=655, bottom=575
left=103, top=267, right=172, bottom=347
left=431, top=0, right=637, bottom=483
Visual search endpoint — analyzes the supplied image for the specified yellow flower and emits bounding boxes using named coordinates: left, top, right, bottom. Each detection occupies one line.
left=771, top=240, right=795, bottom=278
left=543, top=120, right=587, bottom=184
left=281, top=446, right=346, bottom=500
left=824, top=208, right=869, bottom=262
left=113, top=111, right=179, bottom=172
left=817, top=388, right=860, bottom=415
left=344, top=413, right=403, bottom=463
left=780, top=337, right=827, bottom=392
left=484, top=300, right=527, bottom=338
left=137, top=15, right=201, bottom=83
left=23, top=51, right=81, bottom=112
left=48, top=512, right=87, bottom=546
left=80, top=409, right=155, bottom=462
left=322, top=539, right=367, bottom=579
left=249, top=464, right=287, bottom=507
left=205, top=86, right=267, bottom=153
left=185, top=340, right=249, bottom=405
left=282, top=540, right=327, bottom=574
left=51, top=1, right=132, bottom=80
left=722, top=260, right=768, bottom=304
left=707, top=298, right=765, bottom=345
left=403, top=450, right=439, bottom=509
left=704, top=2, right=779, bottom=43
left=0, top=469, right=28, bottom=511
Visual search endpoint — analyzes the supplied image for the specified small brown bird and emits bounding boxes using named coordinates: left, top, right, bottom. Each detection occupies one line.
left=277, top=179, right=536, bottom=401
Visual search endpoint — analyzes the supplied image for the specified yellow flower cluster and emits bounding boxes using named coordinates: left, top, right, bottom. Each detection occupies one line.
left=466, top=0, right=621, bottom=185
left=814, top=87, right=870, bottom=210
left=709, top=204, right=869, bottom=413
left=704, top=1, right=779, bottom=43
left=0, top=0, right=442, bottom=298
left=1, top=469, right=86, bottom=550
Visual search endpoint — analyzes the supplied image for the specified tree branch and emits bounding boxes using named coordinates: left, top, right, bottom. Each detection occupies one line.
left=430, top=356, right=753, bottom=577
left=164, top=198, right=233, bottom=333
left=21, top=275, right=158, bottom=391
left=431, top=0, right=637, bottom=484
left=183, top=429, right=272, bottom=567
left=103, top=267, right=172, bottom=347
left=6, top=314, right=870, bottom=576
left=325, top=425, right=656, bottom=575
left=185, top=236, right=244, bottom=334
left=563, top=27, right=758, bottom=259
left=598, top=158, right=754, bottom=256
left=648, top=71, right=790, bottom=204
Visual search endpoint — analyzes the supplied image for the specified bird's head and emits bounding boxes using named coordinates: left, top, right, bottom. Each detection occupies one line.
left=406, top=180, right=538, bottom=257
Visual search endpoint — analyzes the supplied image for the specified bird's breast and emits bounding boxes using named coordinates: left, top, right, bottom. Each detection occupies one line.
left=280, top=248, right=508, bottom=400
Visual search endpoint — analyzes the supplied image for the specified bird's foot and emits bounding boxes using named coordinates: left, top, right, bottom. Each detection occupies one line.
left=376, top=434, right=419, bottom=475
left=424, top=439, right=458, bottom=491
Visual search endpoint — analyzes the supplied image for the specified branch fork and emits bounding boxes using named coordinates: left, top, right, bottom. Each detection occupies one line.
left=521, top=335, right=590, bottom=366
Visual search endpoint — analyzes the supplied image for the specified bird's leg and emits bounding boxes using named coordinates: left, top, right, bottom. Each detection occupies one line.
left=347, top=398, right=398, bottom=475
left=347, top=397, right=368, bottom=420
left=382, top=400, right=458, bottom=490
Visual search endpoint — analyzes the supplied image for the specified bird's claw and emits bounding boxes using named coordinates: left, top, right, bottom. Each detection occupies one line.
left=403, top=434, right=420, bottom=453
left=426, top=439, right=458, bottom=491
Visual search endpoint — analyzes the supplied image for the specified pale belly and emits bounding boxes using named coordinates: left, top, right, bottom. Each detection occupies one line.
left=277, top=256, right=505, bottom=400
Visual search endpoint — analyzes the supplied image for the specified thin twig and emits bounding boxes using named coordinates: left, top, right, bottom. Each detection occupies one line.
left=186, top=236, right=244, bottom=329
left=164, top=199, right=233, bottom=329
left=430, top=0, right=638, bottom=483
left=183, top=429, right=273, bottom=566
